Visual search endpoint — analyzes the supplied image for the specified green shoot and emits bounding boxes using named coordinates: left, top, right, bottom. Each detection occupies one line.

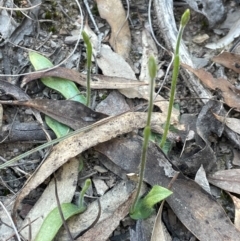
left=129, top=56, right=173, bottom=220
left=82, top=31, right=93, bottom=107
left=35, top=179, right=91, bottom=241
left=130, top=185, right=172, bottom=220
left=160, top=9, right=190, bottom=148
left=130, top=56, right=156, bottom=216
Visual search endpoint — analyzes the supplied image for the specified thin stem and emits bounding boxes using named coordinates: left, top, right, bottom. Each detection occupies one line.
left=130, top=126, right=151, bottom=213
left=130, top=56, right=156, bottom=214
left=79, top=179, right=91, bottom=208
left=160, top=9, right=190, bottom=149
left=82, top=31, right=92, bottom=107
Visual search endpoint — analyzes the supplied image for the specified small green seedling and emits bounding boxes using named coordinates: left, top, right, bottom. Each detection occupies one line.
left=29, top=52, right=87, bottom=137
left=130, top=56, right=172, bottom=220
left=160, top=9, right=190, bottom=148
left=82, top=31, right=92, bottom=107
left=35, top=179, right=91, bottom=241
left=130, top=185, right=172, bottom=220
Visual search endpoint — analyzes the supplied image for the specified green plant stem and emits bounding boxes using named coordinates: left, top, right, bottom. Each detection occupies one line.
left=130, top=126, right=151, bottom=213
left=160, top=9, right=190, bottom=149
left=82, top=31, right=92, bottom=107
left=130, top=57, right=156, bottom=214
left=79, top=179, right=91, bottom=208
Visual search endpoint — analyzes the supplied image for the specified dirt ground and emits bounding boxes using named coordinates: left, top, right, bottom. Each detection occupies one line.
left=1, top=0, right=240, bottom=240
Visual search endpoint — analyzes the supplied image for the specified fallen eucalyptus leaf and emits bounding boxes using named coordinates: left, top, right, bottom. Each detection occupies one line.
left=0, top=80, right=43, bottom=125
left=213, top=113, right=240, bottom=135
left=151, top=201, right=171, bottom=241
left=228, top=193, right=240, bottom=231
left=20, top=158, right=80, bottom=240
left=0, top=99, right=108, bottom=130
left=212, top=52, right=240, bottom=74
left=96, top=0, right=131, bottom=59
left=208, top=169, right=240, bottom=194
left=182, top=63, right=240, bottom=111
left=21, top=67, right=146, bottom=89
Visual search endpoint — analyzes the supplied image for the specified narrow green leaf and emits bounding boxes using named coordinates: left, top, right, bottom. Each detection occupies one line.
left=130, top=185, right=172, bottom=220
left=81, top=31, right=92, bottom=107
left=35, top=203, right=86, bottom=241
left=45, top=116, right=70, bottom=138
left=35, top=179, right=91, bottom=241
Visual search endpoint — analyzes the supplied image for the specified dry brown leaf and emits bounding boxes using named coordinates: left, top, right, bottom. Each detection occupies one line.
left=151, top=201, right=171, bottom=241
left=0, top=99, right=108, bottom=130
left=208, top=169, right=240, bottom=194
left=0, top=80, right=43, bottom=125
left=96, top=0, right=131, bottom=59
left=229, top=193, right=240, bottom=231
left=182, top=63, right=240, bottom=111
left=21, top=67, right=146, bottom=89
left=212, top=52, right=240, bottom=74
left=12, top=112, right=166, bottom=219
left=213, top=113, right=240, bottom=135
left=20, top=158, right=79, bottom=240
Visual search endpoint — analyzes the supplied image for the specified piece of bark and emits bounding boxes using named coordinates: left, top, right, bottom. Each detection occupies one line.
left=0, top=122, right=55, bottom=142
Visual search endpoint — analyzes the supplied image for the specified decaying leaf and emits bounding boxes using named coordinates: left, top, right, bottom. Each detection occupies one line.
left=95, top=136, right=240, bottom=240
left=21, top=67, right=147, bottom=89
left=208, top=169, right=240, bottom=194
left=20, top=158, right=80, bottom=240
left=0, top=80, right=43, bottom=125
left=0, top=99, right=108, bottom=130
left=213, top=113, right=240, bottom=135
left=212, top=52, right=240, bottom=74
left=228, top=193, right=240, bottom=231
left=182, top=63, right=240, bottom=111
left=95, top=91, right=130, bottom=116
left=96, top=0, right=131, bottom=59
left=194, top=165, right=211, bottom=194
left=151, top=201, right=171, bottom=241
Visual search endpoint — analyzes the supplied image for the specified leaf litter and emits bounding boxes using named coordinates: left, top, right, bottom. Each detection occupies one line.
left=2, top=0, right=240, bottom=240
